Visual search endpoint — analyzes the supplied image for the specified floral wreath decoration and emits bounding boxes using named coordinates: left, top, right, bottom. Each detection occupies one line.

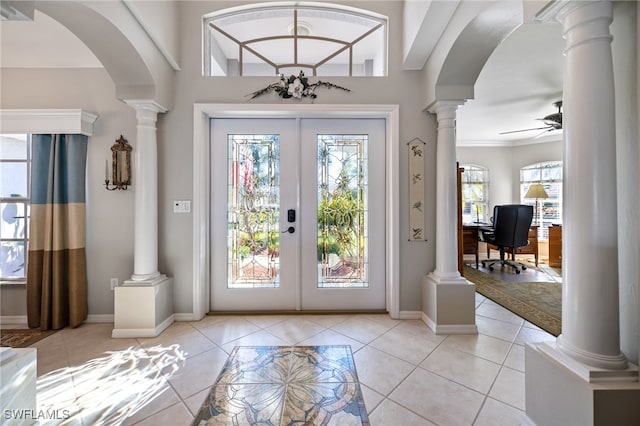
left=248, top=71, right=351, bottom=100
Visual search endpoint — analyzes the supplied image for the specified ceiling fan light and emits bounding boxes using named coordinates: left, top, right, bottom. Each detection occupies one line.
left=288, top=21, right=312, bottom=36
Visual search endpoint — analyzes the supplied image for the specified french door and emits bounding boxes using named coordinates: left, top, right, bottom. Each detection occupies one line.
left=210, top=118, right=385, bottom=311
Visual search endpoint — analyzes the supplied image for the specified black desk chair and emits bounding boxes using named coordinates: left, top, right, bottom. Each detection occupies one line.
left=480, top=204, right=533, bottom=274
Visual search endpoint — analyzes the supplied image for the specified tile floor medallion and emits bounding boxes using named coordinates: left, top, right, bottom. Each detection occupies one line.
left=192, top=345, right=369, bottom=425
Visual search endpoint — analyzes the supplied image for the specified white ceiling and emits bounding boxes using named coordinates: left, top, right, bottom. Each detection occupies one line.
left=457, top=21, right=564, bottom=146
left=0, top=10, right=564, bottom=146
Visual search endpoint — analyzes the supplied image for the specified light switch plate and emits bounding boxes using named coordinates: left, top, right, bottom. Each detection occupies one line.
left=173, top=200, right=191, bottom=213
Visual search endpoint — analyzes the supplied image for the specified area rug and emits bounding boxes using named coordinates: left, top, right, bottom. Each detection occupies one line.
left=464, top=265, right=562, bottom=336
left=193, top=345, right=369, bottom=426
left=0, top=329, right=57, bottom=348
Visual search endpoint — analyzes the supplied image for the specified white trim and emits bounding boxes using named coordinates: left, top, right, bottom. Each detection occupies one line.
left=0, top=314, right=115, bottom=326
left=193, top=104, right=400, bottom=319
left=174, top=313, right=197, bottom=321
left=0, top=315, right=28, bottom=326
left=111, top=314, right=175, bottom=338
left=122, top=0, right=181, bottom=71
left=85, top=314, right=114, bottom=323
left=397, top=310, right=423, bottom=320
left=421, top=312, right=478, bottom=335
left=457, top=133, right=562, bottom=148
left=0, top=109, right=98, bottom=136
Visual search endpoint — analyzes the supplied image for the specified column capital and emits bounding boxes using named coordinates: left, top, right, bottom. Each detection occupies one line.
left=428, top=100, right=466, bottom=132
left=426, top=99, right=466, bottom=116
left=536, top=0, right=612, bottom=28
left=124, top=100, right=168, bottom=129
left=559, top=1, right=613, bottom=53
left=123, top=99, right=169, bottom=115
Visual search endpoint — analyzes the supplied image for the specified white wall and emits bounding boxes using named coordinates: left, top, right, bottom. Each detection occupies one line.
left=457, top=145, right=513, bottom=209
left=457, top=140, right=563, bottom=210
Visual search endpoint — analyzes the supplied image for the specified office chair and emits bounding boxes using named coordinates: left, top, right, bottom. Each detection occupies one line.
left=480, top=204, right=534, bottom=274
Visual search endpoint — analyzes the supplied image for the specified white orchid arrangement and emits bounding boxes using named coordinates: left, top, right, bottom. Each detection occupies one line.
left=248, top=71, right=350, bottom=100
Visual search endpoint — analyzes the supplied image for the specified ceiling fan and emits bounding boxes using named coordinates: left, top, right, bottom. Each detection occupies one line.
left=500, top=101, right=563, bottom=136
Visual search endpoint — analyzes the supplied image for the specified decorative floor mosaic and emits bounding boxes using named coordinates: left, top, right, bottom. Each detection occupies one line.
left=193, top=345, right=369, bottom=425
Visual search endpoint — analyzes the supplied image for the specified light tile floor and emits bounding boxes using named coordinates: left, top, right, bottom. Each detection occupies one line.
left=21, top=293, right=557, bottom=426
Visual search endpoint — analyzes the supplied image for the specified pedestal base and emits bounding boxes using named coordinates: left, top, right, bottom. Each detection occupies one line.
left=525, top=342, right=640, bottom=426
left=421, top=273, right=477, bottom=334
left=112, top=275, right=174, bottom=338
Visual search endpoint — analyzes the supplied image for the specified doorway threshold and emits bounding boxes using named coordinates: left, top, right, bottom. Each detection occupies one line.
left=207, top=309, right=388, bottom=316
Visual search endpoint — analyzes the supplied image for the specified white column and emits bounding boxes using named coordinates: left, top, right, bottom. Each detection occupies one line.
left=114, top=100, right=174, bottom=338
left=125, top=100, right=167, bottom=282
left=422, top=100, right=476, bottom=335
left=525, top=2, right=638, bottom=423
left=555, top=0, right=627, bottom=371
left=431, top=101, right=465, bottom=281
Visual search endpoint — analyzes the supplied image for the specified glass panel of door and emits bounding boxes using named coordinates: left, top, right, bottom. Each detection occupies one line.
left=211, top=118, right=385, bottom=311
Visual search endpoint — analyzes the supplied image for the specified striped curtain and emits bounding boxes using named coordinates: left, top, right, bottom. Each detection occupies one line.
left=27, top=134, right=88, bottom=330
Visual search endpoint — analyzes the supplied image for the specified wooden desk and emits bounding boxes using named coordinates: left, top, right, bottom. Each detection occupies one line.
left=486, top=226, right=539, bottom=266
left=548, top=225, right=562, bottom=267
left=462, top=224, right=489, bottom=268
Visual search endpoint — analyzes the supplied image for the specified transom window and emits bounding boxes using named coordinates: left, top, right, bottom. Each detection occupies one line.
left=204, top=3, right=387, bottom=76
left=520, top=161, right=563, bottom=240
left=0, top=133, right=30, bottom=284
left=461, top=164, right=489, bottom=224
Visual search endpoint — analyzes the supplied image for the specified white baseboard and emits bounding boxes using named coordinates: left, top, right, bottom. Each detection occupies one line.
left=111, top=314, right=175, bottom=338
left=397, top=310, right=422, bottom=320
left=0, top=315, right=27, bottom=326
left=421, top=312, right=478, bottom=335
left=174, top=313, right=198, bottom=321
left=422, top=312, right=436, bottom=331
left=86, top=314, right=114, bottom=323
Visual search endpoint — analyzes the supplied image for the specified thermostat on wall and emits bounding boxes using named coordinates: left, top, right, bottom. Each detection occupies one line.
left=173, top=200, right=191, bottom=213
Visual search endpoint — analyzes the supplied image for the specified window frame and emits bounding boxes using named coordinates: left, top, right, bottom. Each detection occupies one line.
left=203, top=3, right=388, bottom=77
left=0, top=108, right=97, bottom=286
left=0, top=133, right=31, bottom=285
left=520, top=161, right=563, bottom=240
left=460, top=164, right=490, bottom=224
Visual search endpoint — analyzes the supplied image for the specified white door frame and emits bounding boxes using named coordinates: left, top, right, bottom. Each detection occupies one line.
left=192, top=104, right=400, bottom=319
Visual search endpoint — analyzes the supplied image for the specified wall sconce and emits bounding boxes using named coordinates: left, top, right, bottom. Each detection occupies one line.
left=105, top=135, right=132, bottom=190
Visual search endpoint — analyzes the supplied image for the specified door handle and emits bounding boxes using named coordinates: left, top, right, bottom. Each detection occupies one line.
left=281, top=226, right=295, bottom=234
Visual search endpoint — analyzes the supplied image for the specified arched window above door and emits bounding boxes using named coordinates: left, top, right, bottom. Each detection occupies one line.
left=203, top=3, right=387, bottom=77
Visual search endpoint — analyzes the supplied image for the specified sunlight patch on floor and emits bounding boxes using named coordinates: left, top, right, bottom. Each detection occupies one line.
left=36, top=345, right=186, bottom=425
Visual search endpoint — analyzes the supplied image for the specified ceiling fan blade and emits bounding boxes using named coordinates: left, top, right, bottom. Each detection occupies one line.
left=499, top=126, right=553, bottom=135
left=533, top=128, right=560, bottom=139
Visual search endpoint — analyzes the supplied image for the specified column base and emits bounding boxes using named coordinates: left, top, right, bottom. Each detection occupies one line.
left=112, top=275, right=174, bottom=338
left=525, top=342, right=640, bottom=426
left=421, top=272, right=477, bottom=335
left=128, top=270, right=162, bottom=283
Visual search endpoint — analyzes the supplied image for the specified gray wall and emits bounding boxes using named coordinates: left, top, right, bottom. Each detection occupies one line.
left=0, top=1, right=436, bottom=317
left=163, top=1, right=434, bottom=314
left=0, top=68, right=137, bottom=317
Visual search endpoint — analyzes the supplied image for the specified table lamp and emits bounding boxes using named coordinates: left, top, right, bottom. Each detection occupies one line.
left=524, top=183, right=548, bottom=226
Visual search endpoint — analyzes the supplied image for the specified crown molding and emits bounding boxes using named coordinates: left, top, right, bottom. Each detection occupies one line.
left=0, top=109, right=98, bottom=136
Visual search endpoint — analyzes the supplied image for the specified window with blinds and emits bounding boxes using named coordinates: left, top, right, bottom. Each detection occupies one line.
left=461, top=164, right=489, bottom=224
left=520, top=161, right=562, bottom=240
